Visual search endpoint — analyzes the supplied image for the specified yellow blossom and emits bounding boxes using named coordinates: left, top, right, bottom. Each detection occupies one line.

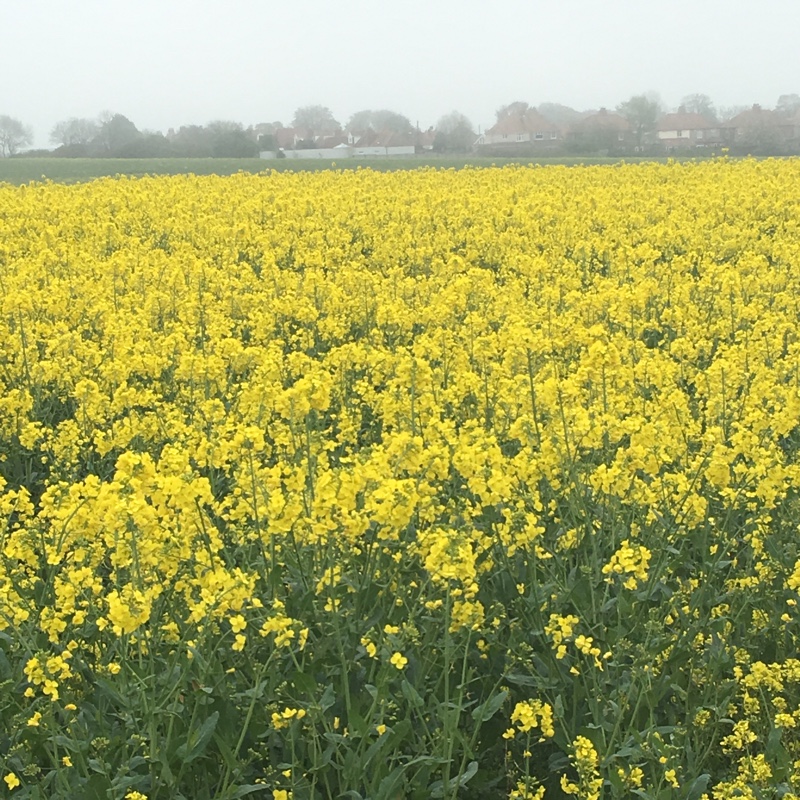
left=390, top=651, right=408, bottom=670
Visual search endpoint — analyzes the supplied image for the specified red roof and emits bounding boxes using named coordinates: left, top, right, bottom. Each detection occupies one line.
left=487, top=110, right=559, bottom=136
left=574, top=108, right=629, bottom=132
left=356, top=129, right=416, bottom=147
left=723, top=105, right=782, bottom=128
left=657, top=111, right=716, bottom=131
left=275, top=127, right=323, bottom=147
left=415, top=128, right=437, bottom=148
left=317, top=134, right=349, bottom=148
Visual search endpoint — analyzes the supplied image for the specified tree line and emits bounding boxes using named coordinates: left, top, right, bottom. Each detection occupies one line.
left=2, top=92, right=799, bottom=158
left=0, top=106, right=474, bottom=159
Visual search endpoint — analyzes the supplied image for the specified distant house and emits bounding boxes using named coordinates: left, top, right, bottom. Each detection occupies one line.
left=316, top=134, right=350, bottom=149
left=657, top=108, right=721, bottom=149
left=568, top=108, right=632, bottom=151
left=263, top=127, right=421, bottom=160
left=721, top=104, right=795, bottom=151
left=280, top=145, right=350, bottom=160
left=274, top=127, right=308, bottom=149
left=352, top=129, right=416, bottom=157
left=415, top=128, right=437, bottom=151
left=480, top=110, right=562, bottom=147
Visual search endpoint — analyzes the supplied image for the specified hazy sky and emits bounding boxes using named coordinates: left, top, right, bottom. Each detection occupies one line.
left=3, top=0, right=798, bottom=147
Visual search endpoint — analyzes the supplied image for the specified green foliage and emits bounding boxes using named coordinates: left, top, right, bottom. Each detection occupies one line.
left=616, top=95, right=661, bottom=148
left=0, top=156, right=680, bottom=186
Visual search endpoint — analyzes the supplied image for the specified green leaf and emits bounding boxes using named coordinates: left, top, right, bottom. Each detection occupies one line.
left=471, top=690, right=507, bottom=724
left=375, top=766, right=407, bottom=800
left=362, top=734, right=389, bottom=769
left=0, top=648, right=11, bottom=681
left=320, top=683, right=336, bottom=712
left=685, top=774, right=711, bottom=800
left=610, top=744, right=640, bottom=759
left=52, top=734, right=84, bottom=752
left=401, top=679, right=424, bottom=709
left=81, top=774, right=113, bottom=800
left=176, top=710, right=219, bottom=763
left=505, top=672, right=538, bottom=688
left=290, top=669, right=317, bottom=696
left=554, top=694, right=565, bottom=718
left=229, top=785, right=270, bottom=798
left=428, top=761, right=479, bottom=797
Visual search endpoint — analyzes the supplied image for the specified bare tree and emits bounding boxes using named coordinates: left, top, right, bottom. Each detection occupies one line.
left=680, top=93, right=717, bottom=121
left=346, top=109, right=412, bottom=134
left=616, top=95, right=660, bottom=149
left=50, top=117, right=99, bottom=147
left=538, top=102, right=582, bottom=128
left=776, top=94, right=800, bottom=116
left=495, top=101, right=531, bottom=122
left=718, top=105, right=748, bottom=123
left=434, top=111, right=475, bottom=152
left=0, top=115, right=33, bottom=157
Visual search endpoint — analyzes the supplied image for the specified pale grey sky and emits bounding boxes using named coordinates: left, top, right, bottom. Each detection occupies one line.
left=2, top=0, right=798, bottom=147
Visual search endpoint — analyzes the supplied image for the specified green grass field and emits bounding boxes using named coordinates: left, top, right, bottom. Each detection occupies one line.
left=0, top=155, right=672, bottom=185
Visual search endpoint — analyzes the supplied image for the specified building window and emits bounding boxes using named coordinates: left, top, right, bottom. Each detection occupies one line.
left=550, top=131, right=557, bottom=140
left=517, top=134, right=523, bottom=141
left=677, top=130, right=683, bottom=137
left=697, top=130, right=704, bottom=139
left=502, top=134, right=508, bottom=139
left=618, top=133, right=624, bottom=141
left=534, top=132, right=544, bottom=140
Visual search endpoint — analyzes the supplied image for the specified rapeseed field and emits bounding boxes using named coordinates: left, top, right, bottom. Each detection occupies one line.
left=2, top=159, right=800, bottom=799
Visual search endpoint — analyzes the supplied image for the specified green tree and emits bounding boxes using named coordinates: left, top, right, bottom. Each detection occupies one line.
left=616, top=94, right=660, bottom=149
left=257, top=132, right=278, bottom=152
left=171, top=125, right=213, bottom=158
left=680, top=93, right=717, bottom=121
left=0, top=115, right=33, bottom=157
left=94, top=113, right=140, bottom=155
left=115, top=132, right=174, bottom=158
left=346, top=109, right=413, bottom=135
left=433, top=111, right=475, bottom=153
left=210, top=129, right=259, bottom=157
left=291, top=105, right=340, bottom=136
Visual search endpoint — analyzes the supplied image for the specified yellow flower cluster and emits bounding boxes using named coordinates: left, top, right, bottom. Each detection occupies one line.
left=545, top=613, right=580, bottom=659
left=602, top=539, right=651, bottom=590
left=23, top=652, right=73, bottom=702
left=503, top=699, right=555, bottom=740
left=561, top=736, right=603, bottom=800
left=270, top=707, right=307, bottom=731
left=2, top=159, right=800, bottom=796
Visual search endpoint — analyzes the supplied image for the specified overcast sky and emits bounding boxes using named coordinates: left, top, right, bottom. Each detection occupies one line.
left=2, top=0, right=798, bottom=147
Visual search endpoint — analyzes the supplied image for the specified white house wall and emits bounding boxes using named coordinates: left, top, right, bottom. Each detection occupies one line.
left=484, top=133, right=532, bottom=144
left=264, top=145, right=418, bottom=160
left=658, top=130, right=688, bottom=139
left=280, top=148, right=350, bottom=159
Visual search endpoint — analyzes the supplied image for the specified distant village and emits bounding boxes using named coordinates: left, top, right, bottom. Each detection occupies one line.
left=258, top=98, right=800, bottom=160
left=3, top=94, right=800, bottom=160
